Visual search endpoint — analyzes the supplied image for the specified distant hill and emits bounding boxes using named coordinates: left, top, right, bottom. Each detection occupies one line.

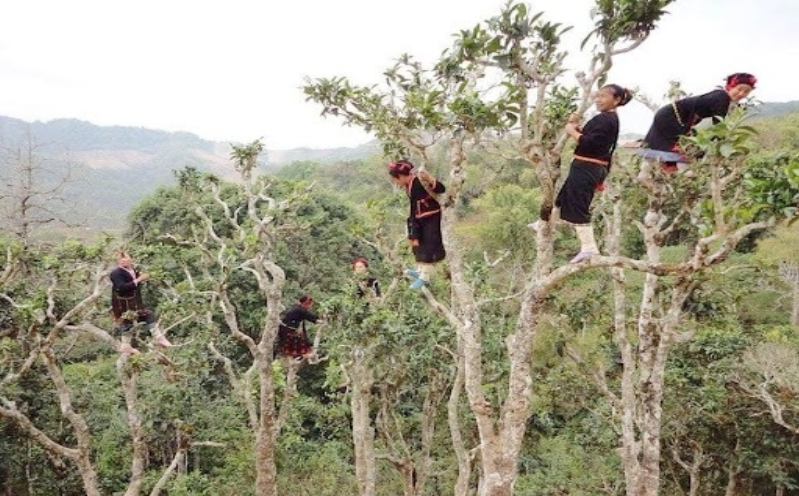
left=751, top=101, right=799, bottom=119
left=269, top=143, right=380, bottom=165
left=0, top=116, right=378, bottom=230
left=0, top=102, right=796, bottom=232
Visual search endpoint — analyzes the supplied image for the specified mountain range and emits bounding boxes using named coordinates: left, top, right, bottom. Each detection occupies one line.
left=1, top=100, right=797, bottom=232
left=0, top=115, right=379, bottom=230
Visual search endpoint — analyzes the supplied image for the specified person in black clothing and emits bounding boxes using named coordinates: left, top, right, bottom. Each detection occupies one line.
left=632, top=72, right=756, bottom=172
left=277, top=295, right=319, bottom=359
left=110, top=250, right=170, bottom=354
left=388, top=159, right=446, bottom=289
left=530, top=84, right=633, bottom=263
left=352, top=257, right=381, bottom=301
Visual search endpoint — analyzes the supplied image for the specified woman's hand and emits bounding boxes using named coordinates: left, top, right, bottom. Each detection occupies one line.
left=564, top=123, right=582, bottom=140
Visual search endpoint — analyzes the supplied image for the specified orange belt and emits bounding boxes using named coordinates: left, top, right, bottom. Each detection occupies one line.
left=573, top=154, right=609, bottom=166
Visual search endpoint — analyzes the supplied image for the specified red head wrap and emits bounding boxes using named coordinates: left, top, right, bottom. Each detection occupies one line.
left=725, top=73, right=757, bottom=90
left=352, top=257, right=369, bottom=269
left=388, top=159, right=414, bottom=176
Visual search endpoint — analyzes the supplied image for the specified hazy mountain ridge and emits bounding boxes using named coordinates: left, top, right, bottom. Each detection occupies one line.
left=268, top=143, right=380, bottom=166
left=0, top=115, right=376, bottom=168
left=0, top=115, right=378, bottom=229
left=0, top=101, right=795, bottom=230
left=750, top=101, right=799, bottom=119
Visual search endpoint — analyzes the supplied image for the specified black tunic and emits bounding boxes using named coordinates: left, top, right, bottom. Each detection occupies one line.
left=406, top=175, right=447, bottom=264
left=643, top=89, right=731, bottom=152
left=556, top=111, right=620, bottom=224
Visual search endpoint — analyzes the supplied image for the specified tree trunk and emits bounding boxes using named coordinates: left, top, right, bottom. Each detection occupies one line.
left=792, top=279, right=799, bottom=327
left=41, top=349, right=102, bottom=496
left=603, top=187, right=643, bottom=494
left=779, top=262, right=799, bottom=326
left=724, top=458, right=741, bottom=496
left=444, top=204, right=531, bottom=496
left=619, top=191, right=669, bottom=496
left=416, top=374, right=446, bottom=495
left=670, top=443, right=704, bottom=496
left=448, top=348, right=472, bottom=496
left=631, top=198, right=666, bottom=495
left=254, top=351, right=279, bottom=496
left=349, top=349, right=377, bottom=496
left=118, top=355, right=145, bottom=496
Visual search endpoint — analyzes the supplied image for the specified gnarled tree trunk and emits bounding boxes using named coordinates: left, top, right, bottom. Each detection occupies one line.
left=348, top=348, right=377, bottom=496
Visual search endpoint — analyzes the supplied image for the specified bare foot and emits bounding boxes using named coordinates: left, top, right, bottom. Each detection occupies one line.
left=154, top=335, right=173, bottom=347
left=119, top=343, right=140, bottom=355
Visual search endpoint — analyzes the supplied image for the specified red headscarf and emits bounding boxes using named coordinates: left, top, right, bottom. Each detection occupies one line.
left=725, top=73, right=757, bottom=90
left=388, top=159, right=414, bottom=176
left=352, top=257, right=369, bottom=269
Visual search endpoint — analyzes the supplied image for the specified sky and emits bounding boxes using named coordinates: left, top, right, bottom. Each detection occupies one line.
left=1, top=0, right=796, bottom=150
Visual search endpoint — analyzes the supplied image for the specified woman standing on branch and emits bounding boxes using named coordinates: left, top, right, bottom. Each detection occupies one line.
left=388, top=160, right=446, bottom=289
left=110, top=250, right=171, bottom=353
left=631, top=72, right=757, bottom=171
left=276, top=295, right=320, bottom=360
left=530, top=84, right=633, bottom=263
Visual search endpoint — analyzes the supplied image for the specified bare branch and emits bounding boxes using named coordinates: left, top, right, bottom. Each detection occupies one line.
left=0, top=399, right=81, bottom=460
left=565, top=345, right=621, bottom=411
left=209, top=341, right=259, bottom=429
left=420, top=286, right=463, bottom=328
left=149, top=447, right=187, bottom=496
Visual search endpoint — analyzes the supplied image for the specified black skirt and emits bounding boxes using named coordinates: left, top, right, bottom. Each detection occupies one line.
left=412, top=214, right=446, bottom=264
left=555, top=159, right=607, bottom=225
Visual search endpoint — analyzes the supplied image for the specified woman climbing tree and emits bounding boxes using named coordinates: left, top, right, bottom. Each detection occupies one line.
left=276, top=295, right=320, bottom=359
left=630, top=72, right=757, bottom=172
left=529, top=84, right=633, bottom=263
left=388, top=160, right=446, bottom=289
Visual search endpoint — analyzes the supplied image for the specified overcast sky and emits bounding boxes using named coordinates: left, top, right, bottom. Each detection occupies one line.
left=1, top=0, right=795, bottom=150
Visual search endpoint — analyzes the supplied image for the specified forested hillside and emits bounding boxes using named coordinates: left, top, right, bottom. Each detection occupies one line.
left=0, top=115, right=377, bottom=230
left=1, top=2, right=799, bottom=496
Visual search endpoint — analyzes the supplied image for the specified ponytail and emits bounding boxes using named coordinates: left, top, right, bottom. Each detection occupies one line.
left=603, top=84, right=633, bottom=106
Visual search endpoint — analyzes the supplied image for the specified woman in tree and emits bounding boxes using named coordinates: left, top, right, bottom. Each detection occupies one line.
left=388, top=159, right=446, bottom=289
left=632, top=72, right=757, bottom=171
left=530, top=84, right=633, bottom=263
left=352, top=257, right=381, bottom=301
left=276, top=295, right=319, bottom=359
left=110, top=250, right=171, bottom=353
